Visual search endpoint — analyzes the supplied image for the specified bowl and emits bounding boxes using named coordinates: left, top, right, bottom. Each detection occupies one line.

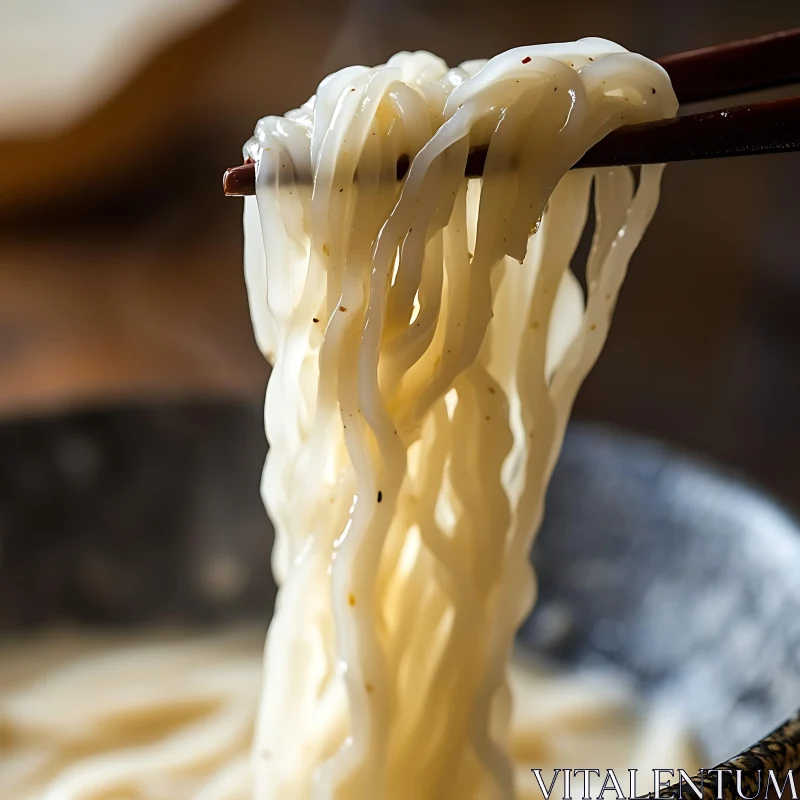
left=2, top=404, right=799, bottom=790
left=520, top=422, right=800, bottom=792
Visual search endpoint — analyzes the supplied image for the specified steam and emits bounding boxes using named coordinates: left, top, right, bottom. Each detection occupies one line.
left=325, top=0, right=450, bottom=72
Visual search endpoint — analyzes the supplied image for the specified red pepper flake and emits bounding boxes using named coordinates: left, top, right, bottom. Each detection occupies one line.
left=521, top=56, right=531, bottom=64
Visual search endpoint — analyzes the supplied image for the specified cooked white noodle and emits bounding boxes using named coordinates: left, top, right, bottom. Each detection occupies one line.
left=0, top=631, right=698, bottom=800
left=242, top=39, right=680, bottom=799
left=0, top=628, right=263, bottom=800
left=0, top=40, right=699, bottom=800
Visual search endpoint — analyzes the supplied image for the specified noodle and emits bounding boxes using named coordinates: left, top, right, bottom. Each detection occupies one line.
left=242, top=39, right=680, bottom=799
left=0, top=40, right=700, bottom=800
left=0, top=632, right=698, bottom=799
left=0, top=628, right=263, bottom=800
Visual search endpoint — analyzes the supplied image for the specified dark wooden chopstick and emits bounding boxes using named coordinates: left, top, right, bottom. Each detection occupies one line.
left=224, top=29, right=800, bottom=196
left=661, top=27, right=800, bottom=105
left=577, top=96, right=800, bottom=168
left=223, top=96, right=800, bottom=194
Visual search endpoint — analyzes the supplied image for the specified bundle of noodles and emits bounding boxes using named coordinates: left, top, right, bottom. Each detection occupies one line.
left=243, top=39, right=677, bottom=799
left=0, top=628, right=263, bottom=800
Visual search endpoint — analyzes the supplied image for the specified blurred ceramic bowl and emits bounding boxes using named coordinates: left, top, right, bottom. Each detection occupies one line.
left=2, top=405, right=799, bottom=785
left=520, top=422, right=800, bottom=786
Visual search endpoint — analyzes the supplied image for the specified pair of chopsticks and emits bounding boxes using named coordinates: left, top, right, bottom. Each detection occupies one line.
left=223, top=28, right=800, bottom=195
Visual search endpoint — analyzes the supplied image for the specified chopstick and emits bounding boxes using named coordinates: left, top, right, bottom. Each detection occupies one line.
left=224, top=29, right=800, bottom=196
left=575, top=96, right=800, bottom=168
left=660, top=26, right=800, bottom=104
left=223, top=97, right=800, bottom=194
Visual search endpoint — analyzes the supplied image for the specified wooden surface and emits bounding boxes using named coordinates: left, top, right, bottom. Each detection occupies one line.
left=0, top=162, right=266, bottom=418
left=0, top=0, right=797, bottom=508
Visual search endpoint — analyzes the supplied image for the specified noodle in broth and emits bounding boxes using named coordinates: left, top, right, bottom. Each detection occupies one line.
left=243, top=39, right=687, bottom=799
left=0, top=39, right=702, bottom=800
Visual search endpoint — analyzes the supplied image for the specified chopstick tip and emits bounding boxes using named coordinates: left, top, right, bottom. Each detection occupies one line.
left=223, top=163, right=256, bottom=196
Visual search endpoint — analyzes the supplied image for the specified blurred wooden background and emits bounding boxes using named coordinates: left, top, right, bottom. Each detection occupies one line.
left=0, top=0, right=798, bottom=622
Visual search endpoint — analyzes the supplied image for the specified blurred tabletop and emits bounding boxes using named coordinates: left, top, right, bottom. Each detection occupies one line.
left=0, top=0, right=798, bottom=506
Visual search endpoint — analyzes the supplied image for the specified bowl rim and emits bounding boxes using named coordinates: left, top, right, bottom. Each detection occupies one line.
left=642, top=710, right=800, bottom=800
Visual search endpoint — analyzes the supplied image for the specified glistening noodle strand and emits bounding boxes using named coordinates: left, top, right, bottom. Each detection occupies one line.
left=243, top=39, right=683, bottom=799
left=0, top=38, right=704, bottom=800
